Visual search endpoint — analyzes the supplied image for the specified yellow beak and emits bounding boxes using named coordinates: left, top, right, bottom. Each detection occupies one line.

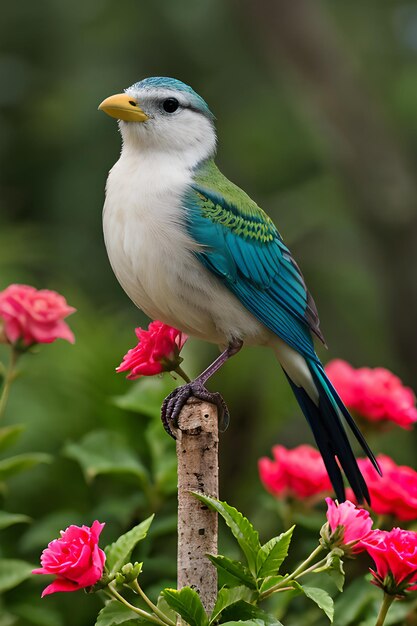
left=98, top=93, right=149, bottom=122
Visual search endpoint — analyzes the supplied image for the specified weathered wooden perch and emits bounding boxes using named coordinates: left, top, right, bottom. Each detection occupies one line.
left=173, top=397, right=219, bottom=614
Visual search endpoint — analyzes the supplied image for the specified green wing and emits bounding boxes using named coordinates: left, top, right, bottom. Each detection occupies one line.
left=184, top=160, right=324, bottom=358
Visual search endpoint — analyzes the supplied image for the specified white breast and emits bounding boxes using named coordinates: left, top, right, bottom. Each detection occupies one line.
left=103, top=149, right=270, bottom=346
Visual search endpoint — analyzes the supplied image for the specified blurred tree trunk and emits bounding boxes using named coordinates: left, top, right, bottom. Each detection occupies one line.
left=241, top=0, right=417, bottom=381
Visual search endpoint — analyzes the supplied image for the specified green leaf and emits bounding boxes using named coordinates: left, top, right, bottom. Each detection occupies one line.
left=105, top=515, right=154, bottom=574
left=113, top=376, right=177, bottom=417
left=162, top=587, right=208, bottom=626
left=259, top=576, right=285, bottom=595
left=156, top=595, right=177, bottom=624
left=220, top=601, right=283, bottom=626
left=192, top=493, right=261, bottom=574
left=314, top=549, right=345, bottom=592
left=0, top=425, right=25, bottom=453
left=0, top=559, right=34, bottom=592
left=295, top=584, right=334, bottom=623
left=0, top=453, right=51, bottom=481
left=95, top=601, right=139, bottom=626
left=210, top=586, right=255, bottom=624
left=208, top=555, right=257, bottom=589
left=0, top=510, right=31, bottom=530
left=256, top=526, right=294, bottom=577
left=64, top=430, right=148, bottom=483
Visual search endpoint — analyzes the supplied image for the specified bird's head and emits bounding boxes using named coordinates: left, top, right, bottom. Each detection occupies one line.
left=99, top=77, right=216, bottom=165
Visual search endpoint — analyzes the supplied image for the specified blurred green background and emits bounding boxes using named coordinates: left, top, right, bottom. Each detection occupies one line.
left=1, top=1, right=417, bottom=624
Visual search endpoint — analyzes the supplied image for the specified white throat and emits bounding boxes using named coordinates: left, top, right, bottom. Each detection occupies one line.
left=119, top=109, right=216, bottom=170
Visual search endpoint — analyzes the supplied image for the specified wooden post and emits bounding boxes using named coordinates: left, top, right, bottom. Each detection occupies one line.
left=173, top=398, right=219, bottom=615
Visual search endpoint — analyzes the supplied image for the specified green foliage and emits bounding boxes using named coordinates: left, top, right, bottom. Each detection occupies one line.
left=210, top=586, right=255, bottom=624
left=333, top=578, right=375, bottom=626
left=0, top=559, right=34, bottom=593
left=105, top=516, right=154, bottom=575
left=330, top=579, right=417, bottom=626
left=258, top=576, right=285, bottom=595
left=256, top=527, right=294, bottom=578
left=64, top=430, right=148, bottom=483
left=219, top=601, right=283, bottom=625
left=292, top=583, right=334, bottom=623
left=314, top=549, right=345, bottom=592
left=112, top=378, right=177, bottom=419
left=192, top=493, right=261, bottom=575
left=220, top=622, right=278, bottom=626
left=95, top=601, right=139, bottom=626
left=0, top=511, right=31, bottom=530
left=8, top=603, right=65, bottom=626
left=162, top=587, right=208, bottom=626
left=0, top=453, right=51, bottom=482
left=207, top=556, right=257, bottom=589
left=0, top=425, right=25, bottom=453
left=190, top=495, right=335, bottom=625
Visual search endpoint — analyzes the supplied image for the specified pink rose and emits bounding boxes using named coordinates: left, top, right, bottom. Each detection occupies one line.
left=324, top=360, right=359, bottom=407
left=258, top=445, right=332, bottom=499
left=32, top=521, right=106, bottom=597
left=325, top=359, right=417, bottom=429
left=324, top=498, right=373, bottom=551
left=347, top=455, right=417, bottom=522
left=0, top=284, right=75, bottom=346
left=117, top=320, right=188, bottom=380
left=361, top=528, right=417, bottom=595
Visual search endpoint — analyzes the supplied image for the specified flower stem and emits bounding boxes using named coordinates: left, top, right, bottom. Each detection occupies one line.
left=174, top=365, right=191, bottom=384
left=288, top=544, right=324, bottom=580
left=375, top=593, right=394, bottom=626
left=107, top=583, right=166, bottom=626
left=131, top=579, right=176, bottom=626
left=0, top=348, right=18, bottom=422
left=294, top=556, right=329, bottom=580
left=260, top=544, right=324, bottom=599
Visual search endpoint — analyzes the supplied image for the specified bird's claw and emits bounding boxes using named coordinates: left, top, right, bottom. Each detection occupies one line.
left=161, top=381, right=230, bottom=438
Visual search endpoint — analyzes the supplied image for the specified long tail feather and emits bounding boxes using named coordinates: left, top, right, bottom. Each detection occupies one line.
left=285, top=359, right=378, bottom=504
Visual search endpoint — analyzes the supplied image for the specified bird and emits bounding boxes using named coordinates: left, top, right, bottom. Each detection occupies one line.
left=99, top=76, right=380, bottom=504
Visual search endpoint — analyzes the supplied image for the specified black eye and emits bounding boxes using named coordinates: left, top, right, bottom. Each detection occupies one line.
left=162, top=98, right=179, bottom=113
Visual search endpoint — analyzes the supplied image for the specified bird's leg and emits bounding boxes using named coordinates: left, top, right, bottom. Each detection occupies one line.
left=161, top=339, right=243, bottom=438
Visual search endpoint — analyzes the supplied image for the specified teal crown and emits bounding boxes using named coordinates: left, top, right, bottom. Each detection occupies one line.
left=128, top=77, right=214, bottom=120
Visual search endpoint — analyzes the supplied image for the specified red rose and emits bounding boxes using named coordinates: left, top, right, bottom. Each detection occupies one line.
left=117, top=321, right=188, bottom=380
left=324, top=360, right=359, bottom=407
left=347, top=455, right=417, bottom=521
left=32, top=521, right=105, bottom=597
left=0, top=284, right=75, bottom=346
left=361, top=528, right=417, bottom=595
left=258, top=445, right=332, bottom=499
left=348, top=455, right=417, bottom=522
left=325, top=359, right=417, bottom=429
left=324, top=498, right=373, bottom=552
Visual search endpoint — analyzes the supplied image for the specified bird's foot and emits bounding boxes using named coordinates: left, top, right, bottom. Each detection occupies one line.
left=161, top=381, right=230, bottom=438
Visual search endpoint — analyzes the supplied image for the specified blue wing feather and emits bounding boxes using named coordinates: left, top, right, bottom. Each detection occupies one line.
left=184, top=179, right=324, bottom=359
